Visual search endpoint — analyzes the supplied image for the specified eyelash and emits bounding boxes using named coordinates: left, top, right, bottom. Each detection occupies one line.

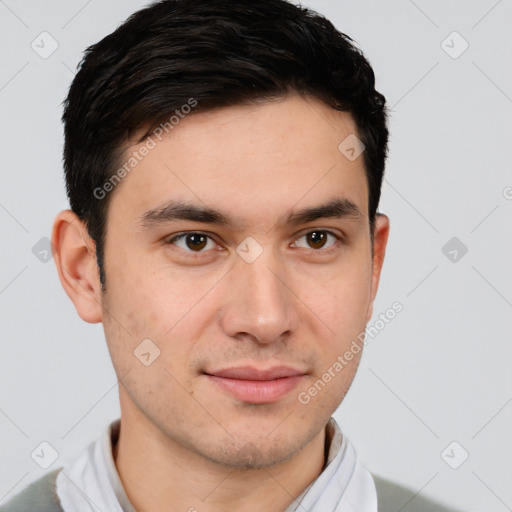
left=166, top=230, right=343, bottom=257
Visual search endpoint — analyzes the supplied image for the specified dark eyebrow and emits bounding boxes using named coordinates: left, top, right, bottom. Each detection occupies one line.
left=285, top=198, right=361, bottom=225
left=138, top=197, right=361, bottom=230
left=139, top=200, right=234, bottom=229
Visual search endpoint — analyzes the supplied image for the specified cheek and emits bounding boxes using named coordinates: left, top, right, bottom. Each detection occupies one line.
left=111, top=251, right=223, bottom=325
left=102, top=250, right=222, bottom=386
left=102, top=297, right=193, bottom=409
left=297, top=254, right=372, bottom=333
left=103, top=275, right=209, bottom=379
left=105, top=261, right=181, bottom=337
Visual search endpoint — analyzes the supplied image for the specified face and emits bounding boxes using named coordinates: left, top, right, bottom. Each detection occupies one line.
left=97, top=94, right=387, bottom=468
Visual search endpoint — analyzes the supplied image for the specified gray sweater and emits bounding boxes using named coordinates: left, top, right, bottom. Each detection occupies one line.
left=0, top=468, right=460, bottom=512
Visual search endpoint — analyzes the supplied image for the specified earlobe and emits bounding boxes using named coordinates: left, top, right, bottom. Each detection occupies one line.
left=51, top=209, right=103, bottom=323
left=366, top=213, right=390, bottom=323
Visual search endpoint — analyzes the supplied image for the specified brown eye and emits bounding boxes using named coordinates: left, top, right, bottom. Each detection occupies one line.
left=306, top=231, right=327, bottom=249
left=169, top=232, right=215, bottom=252
left=185, top=233, right=207, bottom=251
left=293, top=230, right=340, bottom=251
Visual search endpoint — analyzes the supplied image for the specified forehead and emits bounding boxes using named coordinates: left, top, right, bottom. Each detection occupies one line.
left=108, top=94, right=368, bottom=230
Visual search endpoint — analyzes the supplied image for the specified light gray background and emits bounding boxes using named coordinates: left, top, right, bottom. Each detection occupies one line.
left=1, top=1, right=511, bottom=510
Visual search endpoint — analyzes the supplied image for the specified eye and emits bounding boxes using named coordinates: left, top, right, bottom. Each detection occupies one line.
left=168, top=232, right=217, bottom=252
left=292, top=230, right=341, bottom=251
left=167, top=229, right=342, bottom=256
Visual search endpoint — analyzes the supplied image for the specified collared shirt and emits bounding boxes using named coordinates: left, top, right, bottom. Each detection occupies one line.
left=55, top=417, right=378, bottom=512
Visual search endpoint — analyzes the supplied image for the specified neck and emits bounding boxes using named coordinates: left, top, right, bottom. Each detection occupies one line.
left=113, top=415, right=327, bottom=512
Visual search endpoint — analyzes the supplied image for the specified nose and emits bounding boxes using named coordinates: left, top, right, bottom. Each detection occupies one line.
left=218, top=243, right=299, bottom=346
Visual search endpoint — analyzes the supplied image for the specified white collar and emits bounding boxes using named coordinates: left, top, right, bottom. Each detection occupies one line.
left=55, top=417, right=377, bottom=512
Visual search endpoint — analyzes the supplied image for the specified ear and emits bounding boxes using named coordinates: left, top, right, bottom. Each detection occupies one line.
left=51, top=209, right=103, bottom=323
left=365, top=213, right=390, bottom=323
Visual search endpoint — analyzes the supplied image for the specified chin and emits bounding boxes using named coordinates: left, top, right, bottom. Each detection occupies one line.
left=192, top=417, right=321, bottom=469
left=201, top=438, right=301, bottom=469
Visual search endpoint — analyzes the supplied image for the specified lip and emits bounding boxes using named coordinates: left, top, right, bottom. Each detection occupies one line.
left=204, top=366, right=306, bottom=404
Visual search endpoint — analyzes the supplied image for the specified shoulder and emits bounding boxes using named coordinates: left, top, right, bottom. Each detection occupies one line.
left=0, top=468, right=64, bottom=512
left=372, top=473, right=461, bottom=512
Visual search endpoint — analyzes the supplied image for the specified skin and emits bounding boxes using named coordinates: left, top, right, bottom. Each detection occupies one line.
left=52, top=94, right=389, bottom=512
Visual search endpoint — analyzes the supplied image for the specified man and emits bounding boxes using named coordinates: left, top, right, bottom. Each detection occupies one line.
left=2, top=0, right=458, bottom=510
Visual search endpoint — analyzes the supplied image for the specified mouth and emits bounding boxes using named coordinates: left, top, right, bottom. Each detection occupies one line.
left=203, top=366, right=307, bottom=404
